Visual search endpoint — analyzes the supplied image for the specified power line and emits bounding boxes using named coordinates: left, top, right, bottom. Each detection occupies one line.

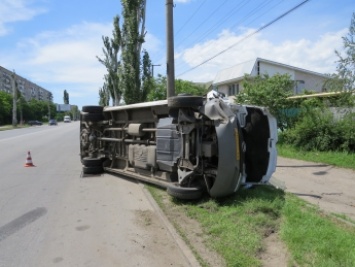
left=173, top=0, right=283, bottom=71
left=177, top=0, right=310, bottom=77
left=174, top=0, right=230, bottom=49
left=229, top=0, right=285, bottom=31
left=174, top=0, right=208, bottom=38
left=177, top=0, right=249, bottom=52
left=155, top=0, right=230, bottom=66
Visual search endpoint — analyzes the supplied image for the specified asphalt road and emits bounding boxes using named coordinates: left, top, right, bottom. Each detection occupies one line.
left=0, top=122, right=197, bottom=267
left=271, top=157, right=355, bottom=221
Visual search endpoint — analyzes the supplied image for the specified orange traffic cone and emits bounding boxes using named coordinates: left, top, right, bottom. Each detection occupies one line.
left=24, top=151, right=35, bottom=167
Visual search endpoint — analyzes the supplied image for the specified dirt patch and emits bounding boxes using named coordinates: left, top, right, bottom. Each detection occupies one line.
left=259, top=231, right=292, bottom=267
left=156, top=191, right=226, bottom=267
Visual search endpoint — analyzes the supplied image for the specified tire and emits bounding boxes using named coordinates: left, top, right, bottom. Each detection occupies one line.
left=168, top=96, right=203, bottom=108
left=82, top=106, right=104, bottom=113
left=82, top=166, right=104, bottom=174
left=81, top=112, right=104, bottom=122
left=167, top=185, right=203, bottom=200
left=81, top=157, right=102, bottom=167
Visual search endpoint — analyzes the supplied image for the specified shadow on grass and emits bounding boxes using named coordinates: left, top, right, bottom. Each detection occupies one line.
left=171, top=185, right=286, bottom=210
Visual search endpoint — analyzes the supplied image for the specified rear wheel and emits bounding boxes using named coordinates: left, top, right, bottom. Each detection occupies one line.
left=167, top=185, right=203, bottom=200
left=81, top=157, right=102, bottom=167
left=81, top=112, right=104, bottom=122
left=82, top=106, right=104, bottom=113
left=168, top=96, right=203, bottom=108
left=82, top=165, right=104, bottom=175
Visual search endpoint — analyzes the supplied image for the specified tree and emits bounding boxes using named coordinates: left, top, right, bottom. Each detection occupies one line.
left=121, top=0, right=148, bottom=104
left=98, top=0, right=154, bottom=105
left=323, top=73, right=347, bottom=92
left=70, top=105, right=79, bottom=121
left=97, top=16, right=122, bottom=106
left=99, top=84, right=110, bottom=106
left=147, top=75, right=207, bottom=101
left=140, top=49, right=153, bottom=102
left=27, top=99, right=49, bottom=120
left=335, top=12, right=355, bottom=91
left=0, top=91, right=12, bottom=125
left=175, top=79, right=208, bottom=96
left=63, top=90, right=69, bottom=104
left=46, top=92, right=54, bottom=119
left=237, top=74, right=294, bottom=131
left=147, top=74, right=167, bottom=101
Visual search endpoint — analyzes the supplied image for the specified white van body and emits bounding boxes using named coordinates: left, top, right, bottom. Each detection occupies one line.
left=64, top=115, right=71, bottom=123
left=79, top=92, right=278, bottom=200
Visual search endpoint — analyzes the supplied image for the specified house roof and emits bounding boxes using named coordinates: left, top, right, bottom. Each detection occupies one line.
left=213, top=58, right=328, bottom=86
left=213, top=59, right=255, bottom=85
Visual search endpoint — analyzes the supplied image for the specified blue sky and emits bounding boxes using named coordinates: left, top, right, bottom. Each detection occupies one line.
left=0, top=0, right=354, bottom=108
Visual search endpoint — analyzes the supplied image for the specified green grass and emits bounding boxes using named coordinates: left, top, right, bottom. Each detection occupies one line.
left=149, top=185, right=355, bottom=267
left=277, top=144, right=355, bottom=170
left=281, top=194, right=355, bottom=267
left=186, top=187, right=285, bottom=267
left=0, top=124, right=28, bottom=131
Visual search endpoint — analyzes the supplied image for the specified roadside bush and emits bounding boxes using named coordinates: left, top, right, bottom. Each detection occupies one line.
left=337, top=112, right=355, bottom=151
left=279, top=108, right=355, bottom=152
left=293, top=109, right=337, bottom=151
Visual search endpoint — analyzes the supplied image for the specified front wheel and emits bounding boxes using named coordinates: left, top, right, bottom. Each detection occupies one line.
left=167, top=184, right=203, bottom=200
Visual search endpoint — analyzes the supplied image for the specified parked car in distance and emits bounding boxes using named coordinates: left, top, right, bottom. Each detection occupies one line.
left=64, top=115, right=71, bottom=123
left=49, top=119, right=57, bottom=126
left=28, top=120, right=42, bottom=126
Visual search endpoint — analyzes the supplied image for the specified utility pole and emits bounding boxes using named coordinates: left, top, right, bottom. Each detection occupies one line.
left=48, top=94, right=51, bottom=120
left=11, top=71, right=17, bottom=127
left=166, top=0, right=175, bottom=98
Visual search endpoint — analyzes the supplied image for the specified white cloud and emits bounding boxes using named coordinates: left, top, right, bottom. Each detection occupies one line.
left=176, top=28, right=347, bottom=82
left=15, top=22, right=112, bottom=84
left=1, top=21, right=163, bottom=107
left=0, top=0, right=47, bottom=36
left=143, top=33, right=163, bottom=54
left=0, top=21, right=113, bottom=107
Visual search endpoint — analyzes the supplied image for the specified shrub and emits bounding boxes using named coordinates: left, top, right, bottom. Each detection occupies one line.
left=280, top=108, right=355, bottom=152
left=337, top=112, right=355, bottom=151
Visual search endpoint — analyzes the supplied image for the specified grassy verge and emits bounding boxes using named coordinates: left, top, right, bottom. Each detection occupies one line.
left=0, top=124, right=28, bottom=131
left=277, top=143, right=355, bottom=170
left=282, top=195, right=355, bottom=266
left=148, top=185, right=355, bottom=267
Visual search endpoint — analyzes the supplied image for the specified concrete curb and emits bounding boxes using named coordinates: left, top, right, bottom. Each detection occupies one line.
left=141, top=185, right=201, bottom=267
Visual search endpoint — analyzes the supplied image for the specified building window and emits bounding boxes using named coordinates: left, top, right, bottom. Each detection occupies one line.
left=228, top=83, right=240, bottom=96
left=295, top=80, right=305, bottom=94
left=257, top=61, right=260, bottom=76
left=228, top=84, right=235, bottom=96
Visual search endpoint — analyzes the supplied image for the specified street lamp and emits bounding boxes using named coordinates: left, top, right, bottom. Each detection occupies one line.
left=151, top=64, right=161, bottom=77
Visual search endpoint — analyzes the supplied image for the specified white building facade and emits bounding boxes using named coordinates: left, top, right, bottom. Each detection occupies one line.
left=0, top=65, right=51, bottom=101
left=213, top=58, right=328, bottom=97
